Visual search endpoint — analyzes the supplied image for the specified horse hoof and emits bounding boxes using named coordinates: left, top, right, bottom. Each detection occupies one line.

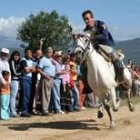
left=109, top=126, right=115, bottom=131
left=113, top=108, right=118, bottom=112
left=128, top=101, right=134, bottom=112
left=129, top=105, right=134, bottom=112
left=97, top=111, right=104, bottom=118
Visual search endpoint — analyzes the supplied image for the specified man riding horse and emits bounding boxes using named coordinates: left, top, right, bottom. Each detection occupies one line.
left=71, top=10, right=134, bottom=129
left=80, top=10, right=125, bottom=93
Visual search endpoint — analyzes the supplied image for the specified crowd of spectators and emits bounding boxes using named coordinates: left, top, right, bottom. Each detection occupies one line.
left=0, top=47, right=97, bottom=120
left=1, top=46, right=139, bottom=121
left=126, top=59, right=140, bottom=97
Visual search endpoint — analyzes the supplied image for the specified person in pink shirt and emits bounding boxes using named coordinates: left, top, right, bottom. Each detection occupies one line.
left=62, top=64, right=70, bottom=92
left=61, top=62, right=74, bottom=112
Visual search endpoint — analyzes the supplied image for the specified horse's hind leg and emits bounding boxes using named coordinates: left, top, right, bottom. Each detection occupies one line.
left=103, top=100, right=115, bottom=130
left=126, top=89, right=134, bottom=112
left=111, top=87, right=120, bottom=111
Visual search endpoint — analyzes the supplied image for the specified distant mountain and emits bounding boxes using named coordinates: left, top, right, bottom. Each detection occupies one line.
left=0, top=35, right=140, bottom=65
left=115, top=38, right=140, bottom=66
left=0, top=35, right=25, bottom=57
left=0, top=35, right=22, bottom=48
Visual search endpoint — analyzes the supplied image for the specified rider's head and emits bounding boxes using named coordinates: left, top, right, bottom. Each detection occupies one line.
left=82, top=10, right=95, bottom=28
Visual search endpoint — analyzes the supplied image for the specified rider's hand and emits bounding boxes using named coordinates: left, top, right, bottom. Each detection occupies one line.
left=72, top=34, right=78, bottom=40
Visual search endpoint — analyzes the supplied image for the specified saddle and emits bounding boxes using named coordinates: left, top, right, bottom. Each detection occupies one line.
left=98, top=47, right=112, bottom=62
left=97, top=47, right=131, bottom=89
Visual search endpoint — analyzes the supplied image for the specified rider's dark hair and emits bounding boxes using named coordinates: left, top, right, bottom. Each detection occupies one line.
left=82, top=10, right=94, bottom=18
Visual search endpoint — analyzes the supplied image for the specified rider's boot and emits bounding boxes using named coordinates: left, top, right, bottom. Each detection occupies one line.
left=98, top=45, right=125, bottom=81
left=111, top=51, right=125, bottom=81
left=113, top=59, right=125, bottom=79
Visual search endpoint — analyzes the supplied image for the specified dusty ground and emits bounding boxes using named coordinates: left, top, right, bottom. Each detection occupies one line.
left=0, top=103, right=140, bottom=140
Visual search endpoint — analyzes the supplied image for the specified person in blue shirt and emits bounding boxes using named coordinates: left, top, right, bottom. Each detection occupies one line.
left=83, top=12, right=114, bottom=46
left=37, top=47, right=55, bottom=115
left=81, top=10, right=125, bottom=93
left=83, top=10, right=114, bottom=45
left=82, top=10, right=124, bottom=72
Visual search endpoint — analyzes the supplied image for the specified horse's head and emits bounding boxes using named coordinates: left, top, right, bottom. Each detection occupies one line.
left=73, top=32, right=92, bottom=60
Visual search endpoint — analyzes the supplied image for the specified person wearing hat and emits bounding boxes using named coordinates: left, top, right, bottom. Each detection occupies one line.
left=0, top=48, right=11, bottom=120
left=0, top=48, right=10, bottom=72
left=50, top=51, right=65, bottom=114
left=0, top=48, right=11, bottom=84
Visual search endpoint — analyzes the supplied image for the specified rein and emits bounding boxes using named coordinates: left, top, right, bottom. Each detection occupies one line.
left=77, top=36, right=93, bottom=62
left=82, top=41, right=90, bottom=62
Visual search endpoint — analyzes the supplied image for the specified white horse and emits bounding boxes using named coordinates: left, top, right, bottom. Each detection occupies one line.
left=74, top=33, right=134, bottom=130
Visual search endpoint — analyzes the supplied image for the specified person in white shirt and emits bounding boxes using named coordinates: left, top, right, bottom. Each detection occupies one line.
left=0, top=48, right=10, bottom=85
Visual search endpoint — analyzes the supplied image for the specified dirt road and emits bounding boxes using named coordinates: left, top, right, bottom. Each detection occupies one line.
left=0, top=103, right=140, bottom=140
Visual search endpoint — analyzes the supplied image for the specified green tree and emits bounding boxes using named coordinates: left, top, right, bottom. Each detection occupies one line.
left=17, top=10, right=72, bottom=51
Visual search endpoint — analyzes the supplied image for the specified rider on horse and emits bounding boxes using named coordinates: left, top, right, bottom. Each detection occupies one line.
left=81, top=10, right=125, bottom=93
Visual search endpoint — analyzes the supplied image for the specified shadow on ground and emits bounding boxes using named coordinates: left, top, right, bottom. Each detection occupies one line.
left=7, top=119, right=103, bottom=131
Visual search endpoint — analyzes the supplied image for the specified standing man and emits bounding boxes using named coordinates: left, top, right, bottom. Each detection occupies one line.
left=0, top=48, right=11, bottom=106
left=29, top=49, right=42, bottom=114
left=0, top=48, right=11, bottom=80
left=37, top=47, right=55, bottom=115
left=20, top=47, right=35, bottom=117
left=50, top=51, right=66, bottom=114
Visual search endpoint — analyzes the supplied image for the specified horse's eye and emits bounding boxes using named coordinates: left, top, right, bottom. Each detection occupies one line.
left=85, top=39, right=88, bottom=43
left=79, top=51, right=82, bottom=54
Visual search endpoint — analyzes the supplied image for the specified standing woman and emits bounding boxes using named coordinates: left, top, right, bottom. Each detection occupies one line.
left=9, top=51, right=21, bottom=117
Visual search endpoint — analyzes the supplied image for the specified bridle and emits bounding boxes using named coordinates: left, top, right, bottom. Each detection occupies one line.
left=75, top=34, right=93, bottom=61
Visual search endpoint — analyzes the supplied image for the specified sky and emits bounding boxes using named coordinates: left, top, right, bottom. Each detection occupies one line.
left=0, top=0, right=140, bottom=41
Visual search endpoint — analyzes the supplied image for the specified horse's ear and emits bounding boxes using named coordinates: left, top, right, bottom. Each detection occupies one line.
left=72, top=34, right=79, bottom=40
left=78, top=32, right=90, bottom=39
left=72, top=33, right=89, bottom=39
left=68, top=25, right=73, bottom=35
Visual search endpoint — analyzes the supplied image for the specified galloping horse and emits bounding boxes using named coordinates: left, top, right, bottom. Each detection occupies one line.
left=73, top=32, right=134, bottom=130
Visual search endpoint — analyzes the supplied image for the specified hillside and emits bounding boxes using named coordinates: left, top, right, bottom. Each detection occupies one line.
left=0, top=35, right=25, bottom=57
left=1, top=35, right=140, bottom=65
left=0, top=35, right=21, bottom=48
left=115, top=38, right=140, bottom=66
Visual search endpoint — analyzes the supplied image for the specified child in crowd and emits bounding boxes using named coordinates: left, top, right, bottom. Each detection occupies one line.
left=0, top=71, right=10, bottom=120
left=61, top=64, right=74, bottom=112
left=62, top=64, right=71, bottom=92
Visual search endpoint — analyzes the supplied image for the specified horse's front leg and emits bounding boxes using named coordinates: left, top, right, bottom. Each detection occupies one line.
left=126, top=89, right=134, bottom=112
left=97, top=101, right=104, bottom=118
left=103, top=99, right=115, bottom=130
left=97, top=93, right=111, bottom=119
